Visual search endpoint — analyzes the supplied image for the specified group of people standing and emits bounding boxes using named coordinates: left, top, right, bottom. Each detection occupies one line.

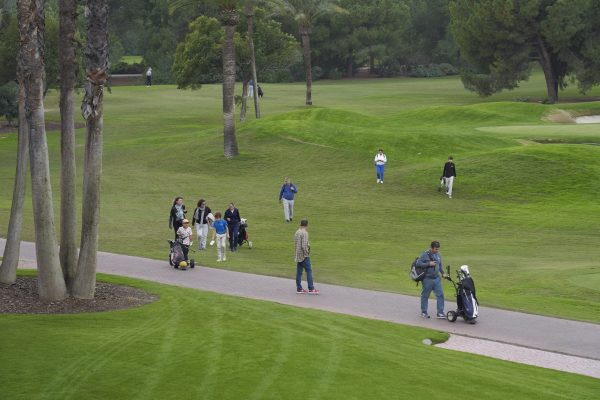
left=169, top=197, right=243, bottom=262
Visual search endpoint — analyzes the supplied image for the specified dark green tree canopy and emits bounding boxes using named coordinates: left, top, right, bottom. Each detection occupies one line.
left=450, top=0, right=600, bottom=101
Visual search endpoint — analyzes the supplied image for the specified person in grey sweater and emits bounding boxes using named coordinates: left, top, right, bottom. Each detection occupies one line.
left=416, top=241, right=448, bottom=319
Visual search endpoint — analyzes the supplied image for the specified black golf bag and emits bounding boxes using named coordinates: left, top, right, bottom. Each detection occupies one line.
left=236, top=219, right=253, bottom=249
left=446, top=266, right=479, bottom=323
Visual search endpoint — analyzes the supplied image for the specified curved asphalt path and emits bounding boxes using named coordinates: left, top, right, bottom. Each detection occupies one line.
left=3, top=239, right=599, bottom=379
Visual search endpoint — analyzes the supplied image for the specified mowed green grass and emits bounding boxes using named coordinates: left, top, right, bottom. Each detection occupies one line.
left=1, top=272, right=598, bottom=400
left=0, top=73, right=599, bottom=322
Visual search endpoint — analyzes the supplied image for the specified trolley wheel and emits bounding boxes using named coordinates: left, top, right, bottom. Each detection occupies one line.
left=248, top=241, right=253, bottom=249
left=190, top=259, right=195, bottom=268
left=446, top=310, right=458, bottom=322
left=170, top=257, right=177, bottom=268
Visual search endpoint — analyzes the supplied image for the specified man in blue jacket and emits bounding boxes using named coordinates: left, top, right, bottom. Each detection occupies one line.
left=278, top=177, right=298, bottom=222
left=416, top=241, right=448, bottom=319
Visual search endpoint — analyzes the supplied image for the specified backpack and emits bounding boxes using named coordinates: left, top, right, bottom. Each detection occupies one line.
left=410, top=257, right=427, bottom=284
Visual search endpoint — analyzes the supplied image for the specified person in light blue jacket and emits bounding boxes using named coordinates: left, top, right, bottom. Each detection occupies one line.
left=278, top=177, right=298, bottom=222
left=416, top=241, right=448, bottom=319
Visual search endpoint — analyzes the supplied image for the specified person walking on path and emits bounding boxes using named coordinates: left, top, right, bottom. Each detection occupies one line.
left=224, top=203, right=241, bottom=252
left=145, top=67, right=152, bottom=86
left=192, top=199, right=212, bottom=251
left=441, top=156, right=457, bottom=198
left=416, top=240, right=447, bottom=319
left=176, top=219, right=193, bottom=262
left=169, top=196, right=187, bottom=239
left=294, top=219, right=319, bottom=294
left=374, top=148, right=387, bottom=184
left=279, top=177, right=298, bottom=222
left=210, top=212, right=229, bottom=262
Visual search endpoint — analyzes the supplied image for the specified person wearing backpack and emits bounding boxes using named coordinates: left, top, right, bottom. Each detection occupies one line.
left=416, top=241, right=448, bottom=319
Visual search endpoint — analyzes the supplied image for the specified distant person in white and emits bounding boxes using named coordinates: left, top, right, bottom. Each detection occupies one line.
left=247, top=79, right=254, bottom=97
left=374, top=148, right=387, bottom=183
left=145, top=67, right=152, bottom=86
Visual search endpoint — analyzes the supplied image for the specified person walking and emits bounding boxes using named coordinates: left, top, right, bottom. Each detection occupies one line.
left=257, top=84, right=264, bottom=98
left=294, top=219, right=319, bottom=294
left=374, top=148, right=387, bottom=184
left=224, top=203, right=241, bottom=252
left=416, top=241, right=447, bottom=319
left=145, top=67, right=152, bottom=87
left=441, top=156, right=457, bottom=198
left=169, top=196, right=187, bottom=239
left=211, top=212, right=229, bottom=262
left=192, top=199, right=212, bottom=250
left=278, top=177, right=298, bottom=222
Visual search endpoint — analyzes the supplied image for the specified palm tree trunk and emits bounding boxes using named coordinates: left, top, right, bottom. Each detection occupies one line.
left=72, top=0, right=109, bottom=299
left=222, top=21, right=239, bottom=158
left=245, top=4, right=260, bottom=119
left=19, top=0, right=67, bottom=301
left=300, top=28, right=312, bottom=105
left=0, top=84, right=29, bottom=284
left=59, top=0, right=78, bottom=289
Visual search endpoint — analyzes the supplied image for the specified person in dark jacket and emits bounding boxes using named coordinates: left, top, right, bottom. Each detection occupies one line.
left=169, top=196, right=187, bottom=239
left=441, top=156, right=457, bottom=198
left=416, top=241, right=448, bottom=319
left=224, top=202, right=241, bottom=252
left=192, top=198, right=212, bottom=250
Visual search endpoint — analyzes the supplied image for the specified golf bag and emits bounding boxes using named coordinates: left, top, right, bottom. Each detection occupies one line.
left=168, top=239, right=195, bottom=269
left=446, top=265, right=479, bottom=323
left=237, top=218, right=253, bottom=249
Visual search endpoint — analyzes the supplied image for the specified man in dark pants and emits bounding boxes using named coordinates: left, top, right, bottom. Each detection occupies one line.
left=224, top=202, right=241, bottom=252
left=416, top=241, right=447, bottom=319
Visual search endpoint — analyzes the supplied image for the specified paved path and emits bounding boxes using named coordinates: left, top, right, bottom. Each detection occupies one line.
left=3, top=239, right=600, bottom=379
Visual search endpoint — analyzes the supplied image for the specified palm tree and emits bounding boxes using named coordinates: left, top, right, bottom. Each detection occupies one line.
left=17, top=0, right=67, bottom=301
left=279, top=0, right=344, bottom=105
left=219, top=3, right=240, bottom=157
left=170, top=0, right=240, bottom=157
left=71, top=0, right=109, bottom=299
left=58, top=0, right=79, bottom=288
left=244, top=2, right=260, bottom=118
left=0, top=78, right=29, bottom=284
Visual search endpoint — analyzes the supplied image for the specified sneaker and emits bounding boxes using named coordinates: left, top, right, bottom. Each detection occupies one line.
left=436, top=313, right=445, bottom=319
left=217, top=259, right=222, bottom=262
left=377, top=179, right=380, bottom=183
left=448, top=195, right=452, bottom=199
left=222, top=257, right=226, bottom=261
left=380, top=180, right=383, bottom=184
left=308, top=289, right=320, bottom=295
left=296, top=289, right=308, bottom=294
left=420, top=312, right=430, bottom=319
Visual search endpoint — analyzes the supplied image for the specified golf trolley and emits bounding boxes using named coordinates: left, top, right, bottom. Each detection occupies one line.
left=445, top=265, right=479, bottom=324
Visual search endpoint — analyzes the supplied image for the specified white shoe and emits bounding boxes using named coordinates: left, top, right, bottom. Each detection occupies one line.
left=222, top=257, right=227, bottom=261
left=380, top=180, right=383, bottom=184
left=377, top=179, right=380, bottom=183
left=448, top=195, right=452, bottom=198
left=217, top=259, right=222, bottom=262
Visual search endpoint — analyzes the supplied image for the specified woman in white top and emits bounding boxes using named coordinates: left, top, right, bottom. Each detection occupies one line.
left=374, top=148, right=387, bottom=184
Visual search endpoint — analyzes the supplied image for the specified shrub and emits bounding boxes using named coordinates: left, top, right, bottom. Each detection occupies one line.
left=0, top=81, right=18, bottom=126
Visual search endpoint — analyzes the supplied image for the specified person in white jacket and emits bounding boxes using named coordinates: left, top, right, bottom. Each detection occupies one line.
left=374, top=148, right=387, bottom=183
